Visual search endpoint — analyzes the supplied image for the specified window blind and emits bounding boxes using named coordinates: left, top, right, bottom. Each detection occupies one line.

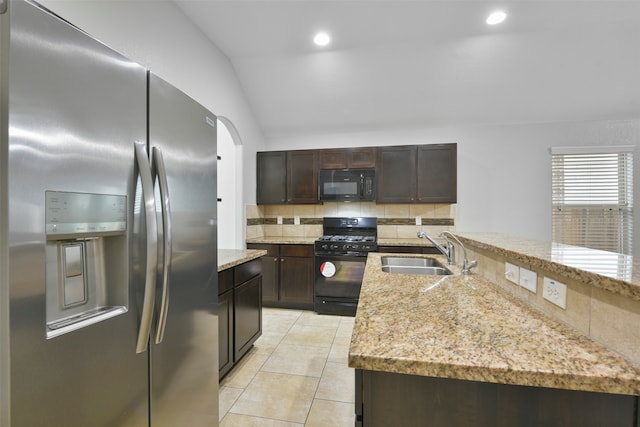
left=551, top=146, right=634, bottom=255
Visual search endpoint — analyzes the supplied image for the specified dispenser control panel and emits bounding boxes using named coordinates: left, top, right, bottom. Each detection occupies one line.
left=45, top=191, right=126, bottom=237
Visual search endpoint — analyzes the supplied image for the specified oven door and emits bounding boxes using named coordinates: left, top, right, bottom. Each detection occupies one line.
left=314, top=254, right=366, bottom=316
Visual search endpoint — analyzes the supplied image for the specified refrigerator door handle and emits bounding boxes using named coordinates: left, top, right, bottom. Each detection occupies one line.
left=134, top=141, right=158, bottom=354
left=151, top=146, right=172, bottom=344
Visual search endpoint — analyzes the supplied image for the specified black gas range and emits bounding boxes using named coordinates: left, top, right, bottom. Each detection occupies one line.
left=314, top=217, right=377, bottom=316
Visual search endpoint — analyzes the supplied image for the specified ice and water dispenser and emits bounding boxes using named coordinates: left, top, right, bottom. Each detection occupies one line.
left=45, top=191, right=129, bottom=338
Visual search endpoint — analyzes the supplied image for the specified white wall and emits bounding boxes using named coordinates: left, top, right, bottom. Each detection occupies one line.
left=39, top=0, right=266, bottom=242
left=217, top=120, right=242, bottom=249
left=265, top=119, right=640, bottom=256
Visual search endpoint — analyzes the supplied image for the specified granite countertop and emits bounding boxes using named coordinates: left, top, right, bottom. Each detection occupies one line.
left=246, top=236, right=318, bottom=245
left=378, top=238, right=438, bottom=247
left=456, top=232, right=640, bottom=301
left=218, top=249, right=267, bottom=272
left=349, top=252, right=640, bottom=395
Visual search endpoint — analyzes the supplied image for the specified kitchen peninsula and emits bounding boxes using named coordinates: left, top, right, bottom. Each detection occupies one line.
left=350, top=235, right=640, bottom=427
left=217, top=249, right=266, bottom=378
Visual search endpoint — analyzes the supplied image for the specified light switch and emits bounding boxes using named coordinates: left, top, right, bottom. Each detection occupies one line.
left=519, top=267, right=537, bottom=293
left=505, top=262, right=519, bottom=284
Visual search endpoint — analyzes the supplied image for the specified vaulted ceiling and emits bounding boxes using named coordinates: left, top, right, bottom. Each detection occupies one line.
left=174, top=1, right=640, bottom=138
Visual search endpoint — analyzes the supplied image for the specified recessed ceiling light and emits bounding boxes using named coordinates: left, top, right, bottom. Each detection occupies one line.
left=313, top=32, right=331, bottom=47
left=486, top=10, right=507, bottom=25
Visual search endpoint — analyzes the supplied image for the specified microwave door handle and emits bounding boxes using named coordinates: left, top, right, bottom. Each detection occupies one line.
left=360, top=173, right=364, bottom=197
left=134, top=141, right=158, bottom=354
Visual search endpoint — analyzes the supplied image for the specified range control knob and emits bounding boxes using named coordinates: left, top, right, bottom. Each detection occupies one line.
left=321, top=244, right=329, bottom=250
left=330, top=244, right=339, bottom=250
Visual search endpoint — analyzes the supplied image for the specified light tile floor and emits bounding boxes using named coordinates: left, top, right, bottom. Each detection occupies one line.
left=219, top=308, right=356, bottom=426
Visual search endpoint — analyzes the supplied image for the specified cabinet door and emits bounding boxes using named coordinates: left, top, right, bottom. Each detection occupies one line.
left=417, top=144, right=457, bottom=203
left=280, top=256, right=314, bottom=308
left=319, top=149, right=347, bottom=169
left=348, top=147, right=376, bottom=168
left=218, top=290, right=233, bottom=378
left=247, top=244, right=279, bottom=305
left=234, top=275, right=262, bottom=361
left=257, top=151, right=287, bottom=204
left=287, top=150, right=319, bottom=203
left=376, top=146, right=417, bottom=203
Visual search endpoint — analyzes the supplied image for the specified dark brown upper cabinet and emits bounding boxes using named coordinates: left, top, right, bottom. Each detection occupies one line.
left=258, top=143, right=455, bottom=205
left=286, top=150, right=318, bottom=203
left=257, top=150, right=319, bottom=204
left=319, top=147, right=377, bottom=169
left=417, top=143, right=457, bottom=203
left=256, top=151, right=287, bottom=204
left=376, top=145, right=417, bottom=203
left=377, top=143, right=457, bottom=204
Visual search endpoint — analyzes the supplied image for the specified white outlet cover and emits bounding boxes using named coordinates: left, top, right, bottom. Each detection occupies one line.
left=415, top=216, right=422, bottom=226
left=543, top=277, right=567, bottom=309
left=519, top=267, right=537, bottom=293
left=277, top=216, right=283, bottom=225
left=294, top=215, right=300, bottom=225
left=505, top=262, right=519, bottom=284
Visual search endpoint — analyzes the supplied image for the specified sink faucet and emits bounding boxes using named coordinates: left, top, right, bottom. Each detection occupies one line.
left=416, top=231, right=455, bottom=265
left=417, top=231, right=478, bottom=275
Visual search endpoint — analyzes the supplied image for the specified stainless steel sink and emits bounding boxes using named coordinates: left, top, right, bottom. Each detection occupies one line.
left=380, top=256, right=453, bottom=275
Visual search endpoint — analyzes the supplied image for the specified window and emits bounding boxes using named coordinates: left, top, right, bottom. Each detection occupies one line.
left=551, top=146, right=633, bottom=255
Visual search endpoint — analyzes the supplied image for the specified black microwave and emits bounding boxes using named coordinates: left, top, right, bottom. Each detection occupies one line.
left=318, top=168, right=376, bottom=202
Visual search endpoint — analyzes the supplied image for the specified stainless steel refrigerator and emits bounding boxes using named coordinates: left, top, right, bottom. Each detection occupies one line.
left=0, top=1, right=219, bottom=426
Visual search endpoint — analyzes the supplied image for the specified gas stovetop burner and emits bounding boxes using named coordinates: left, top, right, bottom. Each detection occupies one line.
left=318, top=235, right=376, bottom=243
left=315, top=217, right=378, bottom=255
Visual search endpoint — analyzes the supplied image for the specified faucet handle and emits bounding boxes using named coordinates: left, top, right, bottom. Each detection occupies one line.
left=462, top=259, right=478, bottom=275
left=448, top=244, right=455, bottom=265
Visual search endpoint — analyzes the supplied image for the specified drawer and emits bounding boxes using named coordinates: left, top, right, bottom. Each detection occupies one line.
left=247, top=243, right=279, bottom=257
left=218, top=268, right=233, bottom=295
left=234, top=258, right=262, bottom=286
left=280, top=244, right=313, bottom=258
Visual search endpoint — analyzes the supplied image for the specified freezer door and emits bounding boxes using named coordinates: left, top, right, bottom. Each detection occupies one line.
left=148, top=73, right=218, bottom=426
left=8, top=1, right=148, bottom=426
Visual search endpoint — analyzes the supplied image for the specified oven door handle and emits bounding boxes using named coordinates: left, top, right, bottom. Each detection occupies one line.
left=319, top=298, right=358, bottom=307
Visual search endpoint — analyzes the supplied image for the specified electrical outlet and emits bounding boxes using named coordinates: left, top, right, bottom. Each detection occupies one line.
left=519, top=267, right=537, bottom=293
left=505, top=262, right=519, bottom=284
left=415, top=216, right=422, bottom=226
left=543, top=277, right=567, bottom=309
left=294, top=215, right=300, bottom=225
left=277, top=216, right=283, bottom=225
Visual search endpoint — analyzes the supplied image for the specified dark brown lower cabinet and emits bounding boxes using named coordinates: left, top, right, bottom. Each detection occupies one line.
left=217, top=289, right=233, bottom=378
left=234, top=275, right=262, bottom=361
left=247, top=243, right=314, bottom=309
left=218, top=258, right=263, bottom=379
left=356, top=369, right=638, bottom=427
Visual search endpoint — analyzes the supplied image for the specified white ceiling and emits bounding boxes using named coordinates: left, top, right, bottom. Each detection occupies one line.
left=174, top=0, right=640, bottom=138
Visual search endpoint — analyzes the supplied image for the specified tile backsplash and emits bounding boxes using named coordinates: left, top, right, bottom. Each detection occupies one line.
left=245, top=202, right=455, bottom=239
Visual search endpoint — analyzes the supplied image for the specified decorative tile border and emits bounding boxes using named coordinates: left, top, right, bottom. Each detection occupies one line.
left=378, top=218, right=454, bottom=226
left=247, top=217, right=453, bottom=226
